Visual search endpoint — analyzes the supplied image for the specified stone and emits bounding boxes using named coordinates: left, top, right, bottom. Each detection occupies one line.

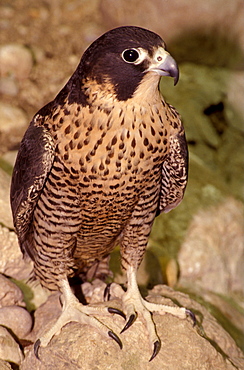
left=0, top=274, right=24, bottom=308
left=0, top=150, right=17, bottom=170
left=0, top=224, right=32, bottom=281
left=225, top=71, right=244, bottom=133
left=25, top=292, right=61, bottom=343
left=0, top=76, right=19, bottom=96
left=178, top=197, right=244, bottom=296
left=100, top=0, right=244, bottom=69
left=0, top=359, right=12, bottom=370
left=0, top=325, right=24, bottom=366
left=0, top=44, right=33, bottom=80
left=160, top=63, right=244, bottom=201
left=0, top=306, right=32, bottom=339
left=0, top=168, right=13, bottom=229
left=0, top=102, right=28, bottom=154
left=21, top=285, right=244, bottom=369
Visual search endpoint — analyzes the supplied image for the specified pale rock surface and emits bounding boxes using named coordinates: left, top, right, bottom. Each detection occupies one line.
left=0, top=168, right=13, bottom=229
left=25, top=292, right=62, bottom=343
left=0, top=102, right=28, bottom=154
left=0, top=274, right=24, bottom=308
left=1, top=150, right=17, bottom=168
left=0, top=224, right=32, bottom=281
left=0, top=102, right=27, bottom=135
left=0, top=326, right=23, bottom=366
left=0, top=306, right=32, bottom=339
left=0, top=44, right=33, bottom=80
left=0, top=168, right=32, bottom=281
left=178, top=198, right=244, bottom=296
left=0, top=359, right=12, bottom=370
left=21, top=285, right=244, bottom=370
left=100, top=0, right=244, bottom=69
left=0, top=76, right=19, bottom=96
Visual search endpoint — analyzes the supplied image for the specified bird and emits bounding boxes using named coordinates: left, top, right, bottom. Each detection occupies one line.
left=10, top=26, right=195, bottom=361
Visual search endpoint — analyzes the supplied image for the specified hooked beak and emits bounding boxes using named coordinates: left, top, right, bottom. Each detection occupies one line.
left=147, top=49, right=179, bottom=85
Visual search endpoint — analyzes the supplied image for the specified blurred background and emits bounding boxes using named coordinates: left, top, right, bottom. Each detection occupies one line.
left=0, top=0, right=243, bottom=358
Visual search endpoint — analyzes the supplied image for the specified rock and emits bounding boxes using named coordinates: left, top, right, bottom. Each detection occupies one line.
left=0, top=224, right=32, bottom=281
left=178, top=197, right=244, bottom=296
left=161, top=63, right=236, bottom=147
left=21, top=285, right=244, bottom=369
left=0, top=168, right=13, bottom=229
left=200, top=289, right=244, bottom=347
left=25, top=292, right=61, bottom=343
left=0, top=274, right=24, bottom=308
left=100, top=0, right=244, bottom=69
left=0, top=76, right=19, bottom=96
left=81, top=279, right=107, bottom=304
left=0, top=306, right=32, bottom=339
left=160, top=63, right=244, bottom=201
left=0, top=44, right=33, bottom=80
left=0, top=359, right=12, bottom=370
left=0, top=102, right=28, bottom=154
left=0, top=150, right=17, bottom=171
left=217, top=128, right=244, bottom=200
left=0, top=325, right=24, bottom=366
left=225, top=71, right=244, bottom=133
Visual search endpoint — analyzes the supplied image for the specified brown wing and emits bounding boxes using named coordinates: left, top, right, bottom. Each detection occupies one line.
left=157, top=105, right=188, bottom=214
left=10, top=117, right=55, bottom=258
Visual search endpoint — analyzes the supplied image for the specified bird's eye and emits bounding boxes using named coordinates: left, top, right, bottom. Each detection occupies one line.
left=122, top=49, right=140, bottom=63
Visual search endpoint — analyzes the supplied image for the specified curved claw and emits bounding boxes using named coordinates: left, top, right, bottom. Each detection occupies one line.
left=108, top=330, right=123, bottom=349
left=34, top=339, right=41, bottom=360
left=186, top=309, right=196, bottom=327
left=104, top=283, right=112, bottom=301
left=107, top=307, right=126, bottom=319
left=120, top=313, right=137, bottom=334
left=149, top=340, right=161, bottom=362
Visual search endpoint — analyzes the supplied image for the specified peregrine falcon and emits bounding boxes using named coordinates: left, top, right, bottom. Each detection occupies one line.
left=10, top=26, right=195, bottom=361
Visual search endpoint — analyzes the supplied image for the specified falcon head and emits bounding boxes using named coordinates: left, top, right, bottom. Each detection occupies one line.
left=69, top=26, right=179, bottom=103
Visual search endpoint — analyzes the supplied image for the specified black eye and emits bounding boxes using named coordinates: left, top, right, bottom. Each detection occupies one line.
left=122, top=49, right=140, bottom=63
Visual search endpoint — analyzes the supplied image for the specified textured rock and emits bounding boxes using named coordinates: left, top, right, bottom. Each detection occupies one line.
left=178, top=198, right=244, bottom=296
left=0, top=224, right=32, bottom=280
left=1, top=150, right=17, bottom=167
left=0, top=168, right=13, bottom=229
left=0, top=306, right=32, bottom=339
left=225, top=71, right=244, bottom=133
left=0, top=1, right=242, bottom=368
left=0, top=44, right=33, bottom=80
left=0, top=101, right=27, bottom=134
left=21, top=285, right=244, bottom=370
left=0, top=325, right=23, bottom=365
left=0, top=359, right=12, bottom=370
left=0, top=274, right=24, bottom=308
left=25, top=292, right=61, bottom=343
left=160, top=63, right=244, bottom=200
left=0, top=102, right=28, bottom=154
left=0, top=76, right=19, bottom=96
left=100, top=0, right=244, bottom=69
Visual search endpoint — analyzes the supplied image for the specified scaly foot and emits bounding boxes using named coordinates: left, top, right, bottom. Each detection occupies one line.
left=34, top=279, right=124, bottom=359
left=119, top=266, right=196, bottom=361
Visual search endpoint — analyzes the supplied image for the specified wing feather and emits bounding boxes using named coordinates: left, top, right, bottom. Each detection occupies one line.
left=10, top=118, right=55, bottom=256
left=157, top=107, right=188, bottom=214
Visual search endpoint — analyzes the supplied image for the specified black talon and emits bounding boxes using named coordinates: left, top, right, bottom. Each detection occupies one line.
left=34, top=339, right=41, bottom=360
left=120, top=313, right=137, bottom=334
left=107, top=307, right=126, bottom=319
left=108, top=330, right=123, bottom=349
left=186, top=309, right=196, bottom=327
left=104, top=283, right=112, bottom=301
left=149, top=340, right=161, bottom=362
